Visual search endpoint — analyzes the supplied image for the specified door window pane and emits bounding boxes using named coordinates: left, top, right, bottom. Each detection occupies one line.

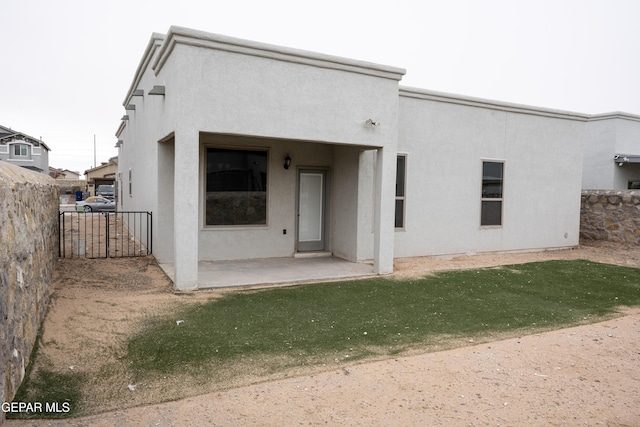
left=299, top=173, right=323, bottom=241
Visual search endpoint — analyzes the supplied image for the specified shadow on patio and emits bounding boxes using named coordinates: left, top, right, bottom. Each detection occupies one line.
left=159, top=256, right=375, bottom=289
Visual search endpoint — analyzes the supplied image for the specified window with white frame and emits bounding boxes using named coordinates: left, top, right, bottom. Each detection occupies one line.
left=205, top=147, right=268, bottom=226
left=395, top=154, right=407, bottom=229
left=12, top=144, right=29, bottom=157
left=481, top=161, right=504, bottom=226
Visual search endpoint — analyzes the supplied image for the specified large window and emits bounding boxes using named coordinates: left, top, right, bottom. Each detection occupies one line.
left=205, top=148, right=268, bottom=226
left=12, top=144, right=28, bottom=157
left=481, top=161, right=503, bottom=226
left=395, top=155, right=406, bottom=229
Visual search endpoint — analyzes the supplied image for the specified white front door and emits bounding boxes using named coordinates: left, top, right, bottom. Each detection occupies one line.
left=297, top=169, right=327, bottom=252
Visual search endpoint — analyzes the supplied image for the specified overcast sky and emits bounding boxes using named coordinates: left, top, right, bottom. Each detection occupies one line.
left=1, top=0, right=639, bottom=175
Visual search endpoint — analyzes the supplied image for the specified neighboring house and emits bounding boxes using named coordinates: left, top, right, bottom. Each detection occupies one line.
left=64, top=169, right=81, bottom=180
left=582, top=113, right=640, bottom=190
left=84, top=157, right=117, bottom=196
left=0, top=124, right=50, bottom=172
left=49, top=166, right=81, bottom=180
left=116, top=27, right=616, bottom=290
left=48, top=166, right=64, bottom=178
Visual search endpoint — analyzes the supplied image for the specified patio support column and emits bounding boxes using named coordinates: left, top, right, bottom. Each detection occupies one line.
left=173, top=129, right=199, bottom=290
left=373, top=146, right=396, bottom=274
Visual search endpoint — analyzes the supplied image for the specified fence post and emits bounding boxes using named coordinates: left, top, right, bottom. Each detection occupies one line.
left=59, top=212, right=62, bottom=257
left=106, top=212, right=110, bottom=258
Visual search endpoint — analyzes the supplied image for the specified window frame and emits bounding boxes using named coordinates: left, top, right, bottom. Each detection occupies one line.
left=203, top=145, right=269, bottom=228
left=117, top=172, right=123, bottom=202
left=395, top=153, right=407, bottom=230
left=480, top=159, right=504, bottom=227
left=13, top=143, right=29, bottom=157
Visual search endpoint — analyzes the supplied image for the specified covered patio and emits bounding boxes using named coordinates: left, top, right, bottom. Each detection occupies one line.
left=118, top=27, right=405, bottom=290
left=159, top=256, right=375, bottom=289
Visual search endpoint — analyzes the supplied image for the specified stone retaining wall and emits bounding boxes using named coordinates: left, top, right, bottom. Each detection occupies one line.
left=0, top=162, right=59, bottom=421
left=580, top=190, right=640, bottom=245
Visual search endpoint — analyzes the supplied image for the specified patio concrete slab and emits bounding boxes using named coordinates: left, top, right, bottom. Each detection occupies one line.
left=159, top=256, right=375, bottom=289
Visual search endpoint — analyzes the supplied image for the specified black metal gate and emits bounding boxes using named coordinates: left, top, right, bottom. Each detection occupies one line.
left=59, top=211, right=152, bottom=258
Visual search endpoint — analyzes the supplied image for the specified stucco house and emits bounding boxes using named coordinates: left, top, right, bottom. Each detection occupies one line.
left=84, top=157, right=117, bottom=196
left=49, top=167, right=81, bottom=180
left=582, top=112, right=640, bottom=190
left=116, top=26, right=595, bottom=290
left=0, top=124, right=50, bottom=173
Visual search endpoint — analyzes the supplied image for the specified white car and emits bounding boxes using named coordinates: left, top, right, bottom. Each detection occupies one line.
left=76, top=196, right=116, bottom=212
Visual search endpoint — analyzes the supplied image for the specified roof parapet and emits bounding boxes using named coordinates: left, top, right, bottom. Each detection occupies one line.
left=399, top=86, right=591, bottom=121
left=152, top=26, right=406, bottom=82
left=588, top=112, right=640, bottom=122
left=122, top=33, right=166, bottom=106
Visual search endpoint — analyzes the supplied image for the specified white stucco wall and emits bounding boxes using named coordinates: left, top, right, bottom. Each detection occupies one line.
left=117, top=27, right=631, bottom=289
left=192, top=138, right=376, bottom=263
left=197, top=135, right=336, bottom=260
left=118, top=35, right=176, bottom=262
left=612, top=117, right=640, bottom=189
left=155, top=28, right=404, bottom=149
left=582, top=117, right=616, bottom=189
left=119, top=27, right=403, bottom=274
left=331, top=145, right=362, bottom=262
left=583, top=114, right=640, bottom=190
left=394, top=88, right=585, bottom=258
left=355, top=150, right=377, bottom=262
left=155, top=138, right=174, bottom=263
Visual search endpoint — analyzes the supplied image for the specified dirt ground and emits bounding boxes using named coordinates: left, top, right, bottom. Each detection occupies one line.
left=5, top=240, right=640, bottom=426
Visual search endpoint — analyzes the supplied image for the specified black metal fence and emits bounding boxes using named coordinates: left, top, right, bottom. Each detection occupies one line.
left=59, top=211, right=152, bottom=258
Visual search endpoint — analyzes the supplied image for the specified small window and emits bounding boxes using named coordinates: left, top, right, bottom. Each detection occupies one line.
left=128, top=169, right=132, bottom=197
left=395, top=155, right=407, bottom=229
left=117, top=172, right=123, bottom=201
left=628, top=181, right=640, bottom=189
left=205, top=147, right=268, bottom=226
left=13, top=144, right=28, bottom=157
left=481, top=161, right=504, bottom=226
